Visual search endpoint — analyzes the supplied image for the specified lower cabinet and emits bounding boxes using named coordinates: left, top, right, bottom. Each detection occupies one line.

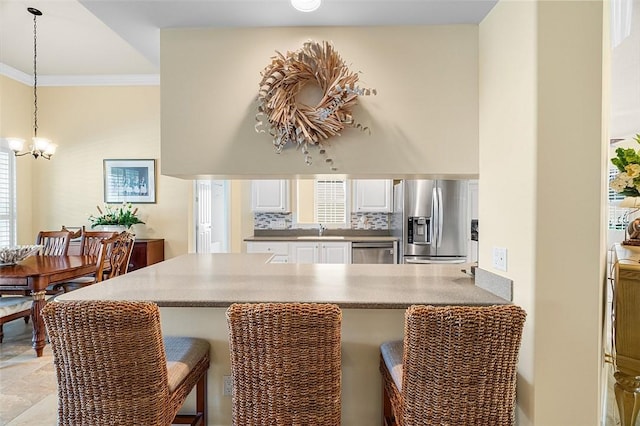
left=289, top=242, right=351, bottom=264
left=246, top=241, right=289, bottom=263
left=129, top=239, right=165, bottom=272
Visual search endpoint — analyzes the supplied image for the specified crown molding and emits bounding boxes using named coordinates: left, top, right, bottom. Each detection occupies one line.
left=0, top=63, right=31, bottom=85
left=0, top=62, right=159, bottom=86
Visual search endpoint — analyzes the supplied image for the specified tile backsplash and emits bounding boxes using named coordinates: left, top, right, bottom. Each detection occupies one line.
left=254, top=212, right=390, bottom=230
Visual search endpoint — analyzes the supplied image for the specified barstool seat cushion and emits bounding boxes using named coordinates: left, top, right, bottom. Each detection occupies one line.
left=380, top=339, right=404, bottom=392
left=165, top=336, right=210, bottom=392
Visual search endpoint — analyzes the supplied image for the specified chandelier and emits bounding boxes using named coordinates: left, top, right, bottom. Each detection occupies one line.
left=7, top=8, right=56, bottom=160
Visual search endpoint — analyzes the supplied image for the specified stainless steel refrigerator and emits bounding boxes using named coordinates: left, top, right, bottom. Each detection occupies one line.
left=392, top=180, right=468, bottom=263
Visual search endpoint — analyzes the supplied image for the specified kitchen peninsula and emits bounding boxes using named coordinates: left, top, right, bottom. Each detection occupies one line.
left=56, top=253, right=508, bottom=425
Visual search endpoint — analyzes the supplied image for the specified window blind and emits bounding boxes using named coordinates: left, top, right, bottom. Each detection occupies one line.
left=609, top=166, right=628, bottom=231
left=314, top=180, right=347, bottom=224
left=0, top=147, right=16, bottom=246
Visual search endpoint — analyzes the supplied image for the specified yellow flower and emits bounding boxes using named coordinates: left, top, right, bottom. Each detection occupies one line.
left=626, top=164, right=640, bottom=178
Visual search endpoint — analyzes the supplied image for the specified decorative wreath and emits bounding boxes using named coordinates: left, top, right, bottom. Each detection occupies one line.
left=255, top=41, right=376, bottom=169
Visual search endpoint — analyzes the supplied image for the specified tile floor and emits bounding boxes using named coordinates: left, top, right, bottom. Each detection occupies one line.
left=0, top=315, right=628, bottom=426
left=0, top=320, right=57, bottom=426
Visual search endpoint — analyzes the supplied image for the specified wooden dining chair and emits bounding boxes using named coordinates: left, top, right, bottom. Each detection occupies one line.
left=54, top=229, right=119, bottom=293
left=42, top=300, right=210, bottom=425
left=95, top=231, right=135, bottom=282
left=226, top=303, right=342, bottom=425
left=380, top=304, right=526, bottom=426
left=79, top=230, right=119, bottom=256
left=36, top=230, right=71, bottom=256
left=0, top=296, right=32, bottom=343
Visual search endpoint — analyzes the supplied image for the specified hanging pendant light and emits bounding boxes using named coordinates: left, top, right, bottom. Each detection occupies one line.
left=8, top=7, right=56, bottom=160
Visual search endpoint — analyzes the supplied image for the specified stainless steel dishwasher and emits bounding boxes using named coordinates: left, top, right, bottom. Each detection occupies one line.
left=351, top=241, right=397, bottom=264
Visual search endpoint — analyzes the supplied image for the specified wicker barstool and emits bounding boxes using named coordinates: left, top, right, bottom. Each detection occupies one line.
left=226, top=303, right=342, bottom=426
left=42, top=300, right=210, bottom=426
left=380, top=304, right=526, bottom=426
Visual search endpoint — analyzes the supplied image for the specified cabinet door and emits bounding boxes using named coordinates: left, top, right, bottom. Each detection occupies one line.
left=353, top=180, right=393, bottom=212
left=321, top=242, right=352, bottom=264
left=246, top=242, right=288, bottom=255
left=251, top=180, right=290, bottom=212
left=246, top=241, right=289, bottom=263
left=289, top=242, right=319, bottom=264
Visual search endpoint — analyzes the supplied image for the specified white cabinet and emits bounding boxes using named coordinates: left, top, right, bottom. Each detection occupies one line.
left=289, top=242, right=352, bottom=264
left=352, top=180, right=393, bottom=212
left=246, top=241, right=289, bottom=263
left=289, top=242, right=319, bottom=264
left=322, top=242, right=352, bottom=264
left=251, top=180, right=290, bottom=212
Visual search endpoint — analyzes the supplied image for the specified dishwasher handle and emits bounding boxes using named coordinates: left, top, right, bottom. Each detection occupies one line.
left=351, top=242, right=395, bottom=249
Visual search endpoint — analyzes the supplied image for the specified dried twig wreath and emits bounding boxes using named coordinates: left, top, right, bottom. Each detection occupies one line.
left=255, top=41, right=376, bottom=170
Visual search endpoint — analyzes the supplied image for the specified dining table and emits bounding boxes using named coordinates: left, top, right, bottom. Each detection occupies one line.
left=0, top=255, right=97, bottom=356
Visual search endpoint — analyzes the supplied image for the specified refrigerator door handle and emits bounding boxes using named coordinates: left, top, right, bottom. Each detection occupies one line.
left=431, top=187, right=438, bottom=245
left=437, top=187, right=443, bottom=247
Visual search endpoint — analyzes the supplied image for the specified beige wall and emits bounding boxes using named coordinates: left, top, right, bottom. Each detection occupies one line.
left=0, top=75, right=34, bottom=243
left=160, top=26, right=479, bottom=179
left=1, top=81, right=192, bottom=258
left=479, top=2, right=607, bottom=425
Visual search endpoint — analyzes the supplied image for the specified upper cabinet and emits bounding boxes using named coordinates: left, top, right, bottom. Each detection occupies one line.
left=251, top=180, right=290, bottom=212
left=352, top=180, right=393, bottom=213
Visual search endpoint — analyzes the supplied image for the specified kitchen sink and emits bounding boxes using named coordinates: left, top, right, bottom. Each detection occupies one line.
left=296, top=236, right=345, bottom=240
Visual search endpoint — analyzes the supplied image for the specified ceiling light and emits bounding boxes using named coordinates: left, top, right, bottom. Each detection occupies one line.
left=290, top=0, right=321, bottom=13
left=8, top=7, right=56, bottom=160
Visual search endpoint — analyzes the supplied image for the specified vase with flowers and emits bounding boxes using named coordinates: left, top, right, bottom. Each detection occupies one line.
left=610, top=134, right=640, bottom=244
left=610, top=134, right=640, bottom=197
left=89, top=202, right=145, bottom=232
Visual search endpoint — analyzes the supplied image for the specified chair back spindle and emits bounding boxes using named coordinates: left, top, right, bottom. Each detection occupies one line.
left=96, top=231, right=135, bottom=282
left=36, top=231, right=71, bottom=256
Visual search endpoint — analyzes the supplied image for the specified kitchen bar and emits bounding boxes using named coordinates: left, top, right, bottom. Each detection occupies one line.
left=56, top=253, right=507, bottom=425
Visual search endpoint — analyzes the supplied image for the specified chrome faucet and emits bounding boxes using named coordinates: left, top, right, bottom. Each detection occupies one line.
left=318, top=223, right=326, bottom=236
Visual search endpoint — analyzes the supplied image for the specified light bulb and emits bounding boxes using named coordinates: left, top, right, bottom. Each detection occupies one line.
left=43, top=143, right=57, bottom=156
left=7, top=138, right=25, bottom=152
left=33, top=137, right=51, bottom=153
left=290, top=0, right=321, bottom=12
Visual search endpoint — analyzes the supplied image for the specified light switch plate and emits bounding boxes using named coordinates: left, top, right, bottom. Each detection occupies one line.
left=223, top=375, right=233, bottom=396
left=492, top=247, right=507, bottom=271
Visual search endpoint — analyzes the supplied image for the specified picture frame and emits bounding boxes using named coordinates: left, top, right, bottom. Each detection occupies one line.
left=103, top=159, right=156, bottom=204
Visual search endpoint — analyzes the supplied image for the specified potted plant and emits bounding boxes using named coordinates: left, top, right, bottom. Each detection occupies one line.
left=89, top=202, right=145, bottom=231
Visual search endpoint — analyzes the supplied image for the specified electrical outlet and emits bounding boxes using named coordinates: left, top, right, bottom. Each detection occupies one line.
left=492, top=247, right=507, bottom=271
left=223, top=375, right=233, bottom=396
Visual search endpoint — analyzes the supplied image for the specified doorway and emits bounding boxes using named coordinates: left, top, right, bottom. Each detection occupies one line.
left=194, top=180, right=230, bottom=253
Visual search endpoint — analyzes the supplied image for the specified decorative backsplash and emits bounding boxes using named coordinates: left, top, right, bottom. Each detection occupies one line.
left=350, top=213, right=389, bottom=230
left=254, top=212, right=390, bottom=230
left=253, top=213, right=294, bottom=230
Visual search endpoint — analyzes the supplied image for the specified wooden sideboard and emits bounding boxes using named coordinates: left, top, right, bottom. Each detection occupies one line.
left=69, top=238, right=164, bottom=272
left=129, top=239, right=164, bottom=271
left=612, top=244, right=640, bottom=426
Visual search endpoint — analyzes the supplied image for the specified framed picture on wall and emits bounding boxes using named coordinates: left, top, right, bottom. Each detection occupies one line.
left=103, top=159, right=156, bottom=203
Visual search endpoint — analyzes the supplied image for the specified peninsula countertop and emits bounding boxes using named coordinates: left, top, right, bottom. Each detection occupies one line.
left=244, top=235, right=398, bottom=242
left=57, top=253, right=507, bottom=308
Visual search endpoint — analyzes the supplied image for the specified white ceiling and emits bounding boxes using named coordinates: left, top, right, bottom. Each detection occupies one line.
left=0, top=0, right=497, bottom=83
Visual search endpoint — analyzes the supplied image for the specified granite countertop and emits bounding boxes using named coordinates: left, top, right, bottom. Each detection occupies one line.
left=245, top=230, right=398, bottom=242
left=56, top=253, right=507, bottom=309
left=244, top=235, right=398, bottom=242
